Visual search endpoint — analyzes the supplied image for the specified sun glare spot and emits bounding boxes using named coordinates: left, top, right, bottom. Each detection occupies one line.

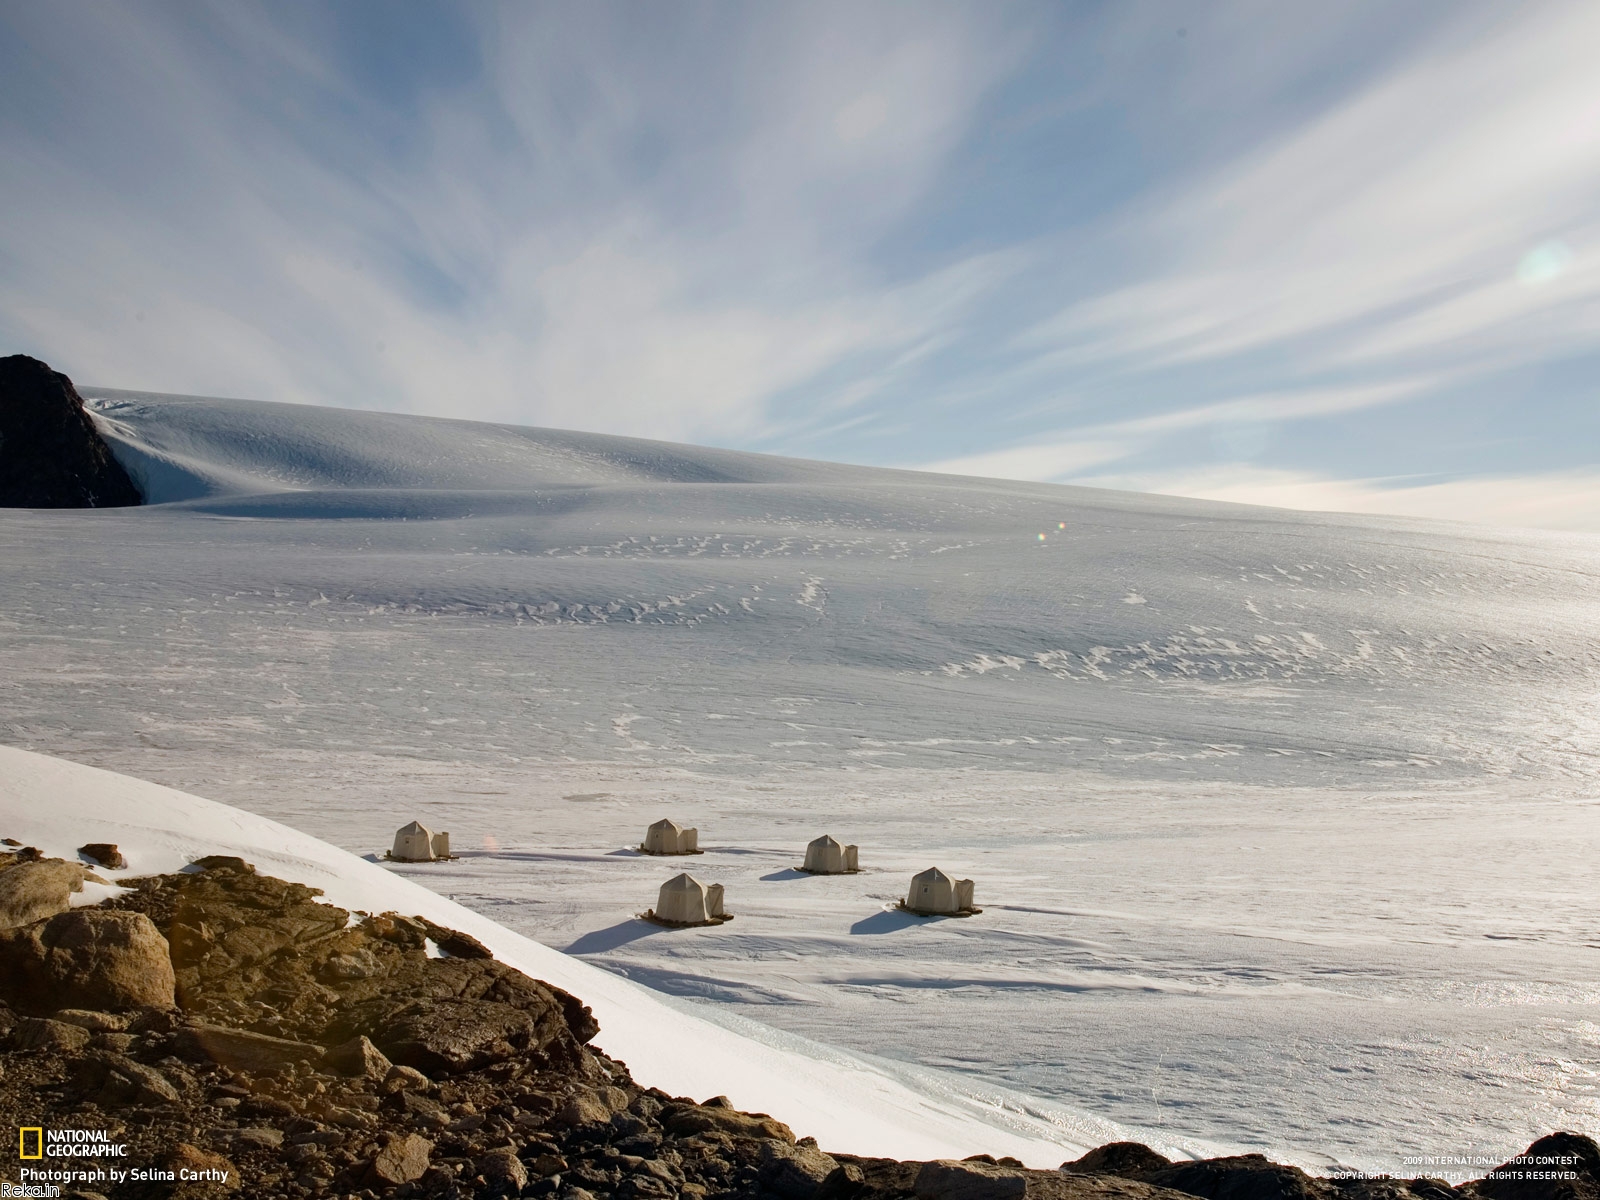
left=1517, top=240, right=1573, bottom=285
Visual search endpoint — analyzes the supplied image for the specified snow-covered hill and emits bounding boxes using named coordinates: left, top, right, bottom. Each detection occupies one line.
left=1, top=389, right=1596, bottom=1169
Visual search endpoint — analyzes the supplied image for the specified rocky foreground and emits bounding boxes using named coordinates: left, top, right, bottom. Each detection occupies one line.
left=0, top=847, right=1593, bottom=1200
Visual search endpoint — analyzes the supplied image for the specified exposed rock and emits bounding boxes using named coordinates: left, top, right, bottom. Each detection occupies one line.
left=663, top=1099, right=796, bottom=1142
left=363, top=1131, right=433, bottom=1186
left=478, top=1145, right=531, bottom=1193
left=760, top=1138, right=842, bottom=1199
left=78, top=842, right=127, bottom=870
left=11, top=1015, right=92, bottom=1053
left=324, top=1032, right=391, bottom=1078
left=72, top=1050, right=182, bottom=1106
left=381, top=1063, right=431, bottom=1093
left=173, top=1023, right=324, bottom=1072
left=0, top=355, right=142, bottom=508
left=1067, top=1144, right=1175, bottom=1177
left=1468, top=1133, right=1600, bottom=1200
left=914, top=1158, right=1028, bottom=1200
left=1142, top=1154, right=1334, bottom=1200
left=0, top=908, right=175, bottom=1013
left=166, top=1142, right=239, bottom=1194
left=0, top=857, right=99, bottom=928
left=53, top=1007, right=130, bottom=1032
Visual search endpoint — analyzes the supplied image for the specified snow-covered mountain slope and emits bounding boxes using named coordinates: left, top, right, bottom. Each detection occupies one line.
left=0, top=744, right=1207, bottom=1165
left=1, top=389, right=1597, bottom=1170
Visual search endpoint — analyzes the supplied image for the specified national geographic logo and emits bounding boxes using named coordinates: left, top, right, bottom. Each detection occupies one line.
left=17, top=1129, right=42, bottom=1160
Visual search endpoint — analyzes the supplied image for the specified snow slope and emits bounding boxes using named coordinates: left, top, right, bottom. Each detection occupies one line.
left=1, top=389, right=1597, bottom=1172
left=0, top=744, right=1207, bottom=1165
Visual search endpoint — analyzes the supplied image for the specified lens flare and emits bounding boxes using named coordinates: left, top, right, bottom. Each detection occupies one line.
left=1517, top=240, right=1573, bottom=285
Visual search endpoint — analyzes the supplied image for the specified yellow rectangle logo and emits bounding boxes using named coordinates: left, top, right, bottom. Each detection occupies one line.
left=19, top=1127, right=43, bottom=1159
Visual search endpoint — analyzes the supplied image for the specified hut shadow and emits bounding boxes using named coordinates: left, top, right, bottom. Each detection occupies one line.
left=849, top=908, right=930, bottom=936
left=563, top=919, right=670, bottom=956
left=759, top=868, right=808, bottom=881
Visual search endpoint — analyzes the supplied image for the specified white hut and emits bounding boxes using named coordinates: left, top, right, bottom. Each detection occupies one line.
left=802, top=834, right=860, bottom=874
left=706, top=882, right=726, bottom=919
left=642, top=818, right=700, bottom=855
left=430, top=831, right=452, bottom=859
left=391, top=821, right=436, bottom=863
left=903, top=866, right=977, bottom=916
left=657, top=873, right=709, bottom=924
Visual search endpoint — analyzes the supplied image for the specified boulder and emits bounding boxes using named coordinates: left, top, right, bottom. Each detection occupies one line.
left=11, top=1016, right=92, bottom=1053
left=0, top=355, right=142, bottom=508
left=477, top=1146, right=530, bottom=1194
left=363, top=1132, right=433, bottom=1187
left=760, top=1139, right=842, bottom=1199
left=324, top=1033, right=392, bottom=1079
left=1143, top=1155, right=1334, bottom=1200
left=0, top=909, right=175, bottom=1013
left=52, top=1009, right=130, bottom=1032
left=78, top=843, right=127, bottom=870
left=1470, top=1133, right=1600, bottom=1200
left=913, top=1159, right=1028, bottom=1200
left=172, top=1023, right=323, bottom=1073
left=1065, top=1144, right=1174, bottom=1178
left=165, top=1142, right=238, bottom=1194
left=662, top=1100, right=796, bottom=1143
left=0, top=858, right=98, bottom=928
left=72, top=1051, right=182, bottom=1107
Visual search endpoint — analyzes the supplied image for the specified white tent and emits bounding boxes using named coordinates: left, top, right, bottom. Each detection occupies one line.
left=643, top=818, right=699, bottom=855
left=706, top=882, right=726, bottom=919
left=391, top=820, right=436, bottom=863
left=803, top=834, right=860, bottom=874
left=657, top=872, right=710, bottom=924
left=430, top=831, right=451, bottom=859
left=904, top=866, right=976, bottom=915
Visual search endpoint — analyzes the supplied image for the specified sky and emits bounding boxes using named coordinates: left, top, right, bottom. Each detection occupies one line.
left=1, top=2, right=1598, bottom=529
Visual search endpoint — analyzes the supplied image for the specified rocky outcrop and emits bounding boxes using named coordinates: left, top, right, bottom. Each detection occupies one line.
left=0, top=354, right=142, bottom=507
left=2, top=853, right=1595, bottom=1200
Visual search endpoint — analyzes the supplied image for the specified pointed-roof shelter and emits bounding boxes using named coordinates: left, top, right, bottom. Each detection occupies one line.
left=642, top=818, right=700, bottom=855
left=391, top=820, right=436, bottom=863
left=802, top=834, right=859, bottom=874
left=902, top=866, right=977, bottom=916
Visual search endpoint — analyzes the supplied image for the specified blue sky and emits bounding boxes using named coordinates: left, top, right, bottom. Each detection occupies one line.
left=2, top=2, right=1597, bottom=528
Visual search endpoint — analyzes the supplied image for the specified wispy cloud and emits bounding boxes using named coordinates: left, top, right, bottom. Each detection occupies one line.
left=1, top=2, right=1597, bottom=528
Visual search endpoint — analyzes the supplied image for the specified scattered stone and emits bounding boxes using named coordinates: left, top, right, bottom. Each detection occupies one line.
left=166, top=1142, right=239, bottom=1193
left=173, top=1023, right=324, bottom=1073
left=382, top=1063, right=431, bottom=1093
left=53, top=1008, right=130, bottom=1032
left=363, top=1131, right=433, bottom=1187
left=78, top=843, right=127, bottom=870
left=478, top=1145, right=530, bottom=1193
left=662, top=1099, right=796, bottom=1143
left=231, top=1128, right=285, bottom=1151
left=325, top=1033, right=392, bottom=1079
left=11, top=1016, right=93, bottom=1053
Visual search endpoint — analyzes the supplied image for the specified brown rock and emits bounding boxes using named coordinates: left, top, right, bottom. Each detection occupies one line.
left=662, top=1100, right=796, bottom=1143
left=172, top=1023, right=323, bottom=1073
left=478, top=1146, right=530, bottom=1192
left=363, top=1132, right=433, bottom=1187
left=0, top=910, right=175, bottom=1013
left=1065, top=1143, right=1174, bottom=1179
left=914, top=1159, right=1028, bottom=1200
left=381, top=1064, right=431, bottom=1093
left=53, top=1009, right=131, bottom=1032
left=0, top=859, right=98, bottom=928
left=78, top=843, right=127, bottom=870
left=11, top=1016, right=92, bottom=1053
left=324, top=1033, right=392, bottom=1079
left=761, top=1139, right=842, bottom=1199
left=166, top=1142, right=239, bottom=1194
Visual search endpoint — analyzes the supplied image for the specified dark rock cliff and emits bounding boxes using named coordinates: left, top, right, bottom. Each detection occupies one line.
left=0, top=354, right=142, bottom=507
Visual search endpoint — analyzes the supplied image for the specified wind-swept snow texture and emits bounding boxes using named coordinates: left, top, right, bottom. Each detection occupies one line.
left=2, top=388, right=1598, bottom=1170
left=0, top=745, right=1187, bottom=1164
